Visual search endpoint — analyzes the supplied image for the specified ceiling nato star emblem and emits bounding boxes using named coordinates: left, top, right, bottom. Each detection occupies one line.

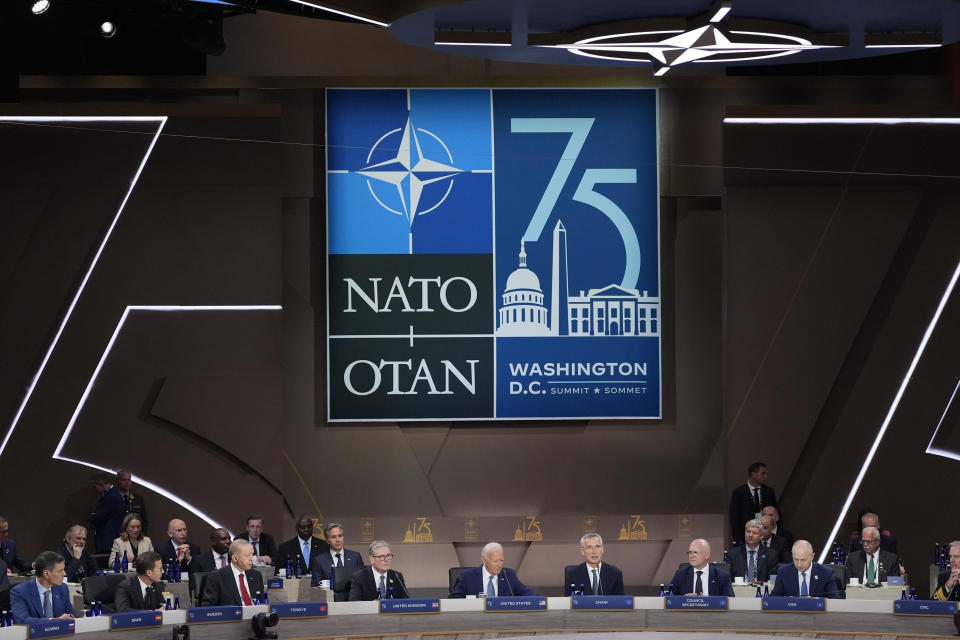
left=358, top=116, right=462, bottom=252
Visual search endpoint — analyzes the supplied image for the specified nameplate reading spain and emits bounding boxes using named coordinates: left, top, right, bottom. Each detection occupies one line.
left=762, top=596, right=825, bottom=612
left=272, top=602, right=328, bottom=619
left=379, top=598, right=441, bottom=614
left=110, top=611, right=163, bottom=630
left=571, top=595, right=634, bottom=611
left=484, top=597, right=547, bottom=612
left=28, top=619, right=75, bottom=639
left=893, top=600, right=957, bottom=616
left=267, top=579, right=284, bottom=589
left=187, top=606, right=243, bottom=623
left=664, top=596, right=728, bottom=611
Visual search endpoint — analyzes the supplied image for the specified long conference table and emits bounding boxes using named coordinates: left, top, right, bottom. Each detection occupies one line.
left=1, top=595, right=957, bottom=640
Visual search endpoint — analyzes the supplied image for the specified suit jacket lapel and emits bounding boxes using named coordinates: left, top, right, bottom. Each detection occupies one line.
left=29, top=580, right=43, bottom=616
left=225, top=569, right=242, bottom=605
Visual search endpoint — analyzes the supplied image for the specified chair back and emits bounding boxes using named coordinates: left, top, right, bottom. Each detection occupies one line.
left=332, top=567, right=353, bottom=602
left=81, top=573, right=126, bottom=612
left=190, top=571, right=211, bottom=606
left=448, top=567, right=466, bottom=594
left=563, top=565, right=580, bottom=595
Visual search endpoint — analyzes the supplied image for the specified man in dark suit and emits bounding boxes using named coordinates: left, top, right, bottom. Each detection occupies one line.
left=10, top=551, right=76, bottom=624
left=155, top=518, right=201, bottom=574
left=566, top=533, right=624, bottom=595
left=760, top=515, right=790, bottom=564
left=201, top=540, right=265, bottom=606
left=0, top=517, right=34, bottom=573
left=275, top=515, right=329, bottom=576
left=114, top=551, right=166, bottom=611
left=669, top=539, right=734, bottom=596
left=770, top=540, right=840, bottom=598
left=89, top=472, right=126, bottom=554
left=761, top=506, right=795, bottom=549
left=449, top=541, right=534, bottom=598
left=56, top=525, right=99, bottom=582
left=729, top=462, right=779, bottom=544
left=196, top=528, right=232, bottom=573
left=235, top=516, right=277, bottom=565
left=933, top=540, right=960, bottom=601
left=349, top=540, right=409, bottom=600
left=845, top=526, right=903, bottom=585
left=849, top=512, right=898, bottom=554
left=116, top=470, right=148, bottom=534
left=729, top=519, right=780, bottom=583
left=311, top=522, right=364, bottom=587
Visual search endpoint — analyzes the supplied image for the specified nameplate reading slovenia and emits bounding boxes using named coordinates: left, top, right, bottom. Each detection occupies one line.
left=28, top=619, right=75, bottom=639
left=664, top=596, right=728, bottom=611
left=762, top=597, right=826, bottom=612
left=272, top=602, right=328, bottom=619
left=187, top=606, right=244, bottom=623
left=484, top=597, right=548, bottom=612
left=571, top=595, right=634, bottom=611
left=110, top=612, right=164, bottom=631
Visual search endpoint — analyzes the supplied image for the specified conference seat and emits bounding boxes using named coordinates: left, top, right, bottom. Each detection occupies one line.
left=90, top=553, right=110, bottom=571
left=190, top=571, right=210, bottom=606
left=448, top=567, right=466, bottom=594
left=563, top=564, right=580, bottom=595
left=81, top=573, right=126, bottom=613
left=824, top=563, right=846, bottom=599
left=332, top=566, right=353, bottom=602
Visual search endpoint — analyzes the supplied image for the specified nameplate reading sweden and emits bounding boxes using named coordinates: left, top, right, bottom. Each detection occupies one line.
left=186, top=606, right=243, bottom=623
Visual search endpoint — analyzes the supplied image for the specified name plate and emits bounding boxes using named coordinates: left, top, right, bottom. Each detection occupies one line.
left=664, top=596, right=728, bottom=611
left=271, top=602, right=328, bottom=619
left=894, top=600, right=958, bottom=616
left=762, top=596, right=826, bottom=612
left=267, top=579, right=285, bottom=590
left=571, top=595, right=634, bottom=611
left=379, top=598, right=441, bottom=614
left=484, top=596, right=548, bottom=612
left=110, top=612, right=164, bottom=631
left=186, top=606, right=243, bottom=624
left=886, top=576, right=905, bottom=587
left=28, top=619, right=75, bottom=639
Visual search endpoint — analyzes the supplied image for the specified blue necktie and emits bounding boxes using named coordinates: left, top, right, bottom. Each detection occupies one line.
left=378, top=574, right=386, bottom=599
left=43, top=589, right=53, bottom=618
left=486, top=575, right=496, bottom=597
left=302, top=540, right=310, bottom=567
left=336, top=553, right=343, bottom=568
left=800, top=571, right=808, bottom=597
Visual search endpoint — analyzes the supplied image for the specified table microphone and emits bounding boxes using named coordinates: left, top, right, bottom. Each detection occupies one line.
left=389, top=572, right=410, bottom=599
left=501, top=571, right=515, bottom=596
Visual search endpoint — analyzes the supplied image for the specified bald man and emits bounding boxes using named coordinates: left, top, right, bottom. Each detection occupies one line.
left=770, top=540, right=840, bottom=598
left=669, top=539, right=734, bottom=596
left=156, top=519, right=201, bottom=574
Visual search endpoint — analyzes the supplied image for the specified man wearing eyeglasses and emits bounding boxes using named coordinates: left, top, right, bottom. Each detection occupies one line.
left=348, top=540, right=409, bottom=600
left=669, top=539, right=734, bottom=596
left=845, top=526, right=903, bottom=586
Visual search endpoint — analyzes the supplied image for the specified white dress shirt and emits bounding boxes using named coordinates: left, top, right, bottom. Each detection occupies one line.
left=481, top=567, right=499, bottom=596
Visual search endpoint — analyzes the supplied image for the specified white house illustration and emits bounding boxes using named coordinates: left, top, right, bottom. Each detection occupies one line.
left=497, top=220, right=660, bottom=337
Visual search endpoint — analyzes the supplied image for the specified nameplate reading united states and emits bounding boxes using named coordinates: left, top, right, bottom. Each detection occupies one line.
left=484, top=596, right=548, bottom=612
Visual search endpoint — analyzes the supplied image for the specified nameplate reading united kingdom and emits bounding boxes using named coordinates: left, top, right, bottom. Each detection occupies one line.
left=186, top=606, right=243, bottom=623
left=271, top=602, right=328, bottom=619
left=762, top=596, right=826, bottom=612
left=28, top=619, right=75, bottom=639
left=571, top=595, right=634, bottom=611
left=110, top=611, right=163, bottom=631
left=267, top=578, right=284, bottom=589
left=664, top=595, right=728, bottom=611
left=484, top=596, right=548, bottom=612
left=379, top=598, right=441, bottom=614
left=893, top=600, right=957, bottom=616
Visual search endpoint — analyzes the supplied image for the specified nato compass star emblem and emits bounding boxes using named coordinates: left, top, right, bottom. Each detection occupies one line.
left=357, top=115, right=463, bottom=253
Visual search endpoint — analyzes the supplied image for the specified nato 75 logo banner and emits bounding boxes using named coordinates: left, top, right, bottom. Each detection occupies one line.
left=326, top=89, right=660, bottom=421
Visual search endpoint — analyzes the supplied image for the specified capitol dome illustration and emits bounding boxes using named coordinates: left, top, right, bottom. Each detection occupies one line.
left=497, top=239, right=551, bottom=336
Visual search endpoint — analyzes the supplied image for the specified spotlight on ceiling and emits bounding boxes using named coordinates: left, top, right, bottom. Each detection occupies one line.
left=99, top=20, right=117, bottom=38
left=709, top=0, right=732, bottom=23
left=31, top=0, right=50, bottom=15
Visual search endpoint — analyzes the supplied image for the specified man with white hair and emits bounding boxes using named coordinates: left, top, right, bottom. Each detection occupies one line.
left=933, top=540, right=960, bottom=601
left=201, top=539, right=265, bottom=606
left=566, top=533, right=624, bottom=595
left=449, top=542, right=534, bottom=597
left=844, top=526, right=903, bottom=586
left=55, top=525, right=98, bottom=582
left=770, top=540, right=840, bottom=598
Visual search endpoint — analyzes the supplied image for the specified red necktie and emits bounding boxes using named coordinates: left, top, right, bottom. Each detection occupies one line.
left=238, top=573, right=253, bottom=605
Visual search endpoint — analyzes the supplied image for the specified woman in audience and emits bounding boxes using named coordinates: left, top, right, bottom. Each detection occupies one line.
left=109, top=513, right=153, bottom=564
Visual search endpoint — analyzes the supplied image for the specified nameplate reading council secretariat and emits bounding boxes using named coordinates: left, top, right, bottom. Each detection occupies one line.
left=28, top=619, right=75, bottom=639
left=893, top=600, right=958, bottom=616
left=571, top=595, right=634, bottom=611
left=272, top=602, right=328, bottom=619
left=762, top=597, right=826, bottom=612
left=110, top=611, right=163, bottom=631
left=484, top=596, right=548, bottom=612
left=379, top=599, right=441, bottom=614
left=664, top=596, right=728, bottom=611
left=187, top=606, right=243, bottom=623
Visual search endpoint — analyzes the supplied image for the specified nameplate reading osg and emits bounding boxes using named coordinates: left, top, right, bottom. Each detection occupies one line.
left=664, top=596, right=728, bottom=611
left=571, top=595, right=634, bottom=611
left=762, top=596, right=826, bottom=612
left=186, top=606, right=243, bottom=623
left=28, top=619, right=74, bottom=639
left=267, top=578, right=285, bottom=589
left=484, top=596, right=548, bottom=612
left=110, top=611, right=163, bottom=630
left=379, top=598, right=441, bottom=614
left=893, top=600, right=958, bottom=616
left=271, top=602, right=328, bottom=619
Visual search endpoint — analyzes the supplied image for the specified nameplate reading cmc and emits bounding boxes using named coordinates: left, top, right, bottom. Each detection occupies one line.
left=664, top=596, right=728, bottom=611
left=484, top=596, right=548, bottom=612
left=571, top=595, right=634, bottom=611
left=186, top=606, right=243, bottom=623
left=379, top=598, right=441, bottom=614
left=271, top=602, right=328, bottom=619
left=893, top=600, right=958, bottom=616
left=28, top=619, right=75, bottom=639
left=266, top=579, right=285, bottom=590
left=762, top=596, right=826, bottom=612
left=110, top=612, right=163, bottom=631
